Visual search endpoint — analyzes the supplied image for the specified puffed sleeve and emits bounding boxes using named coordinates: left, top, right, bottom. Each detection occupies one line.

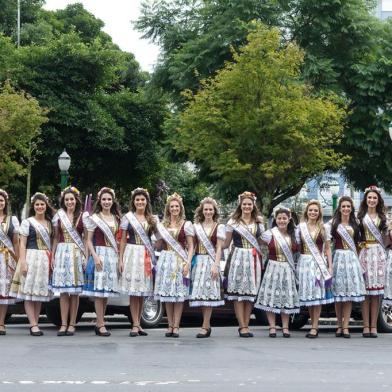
left=226, top=219, right=234, bottom=233
left=52, top=212, right=60, bottom=228
left=324, top=222, right=332, bottom=242
left=217, top=224, right=226, bottom=241
left=261, top=230, right=273, bottom=244
left=19, top=219, right=30, bottom=237
left=83, top=213, right=97, bottom=232
left=257, top=222, right=265, bottom=238
left=295, top=226, right=302, bottom=245
left=184, top=221, right=194, bottom=236
left=11, top=216, right=20, bottom=234
left=120, top=216, right=129, bottom=231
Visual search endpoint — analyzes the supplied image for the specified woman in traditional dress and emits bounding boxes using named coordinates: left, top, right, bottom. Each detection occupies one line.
left=190, top=197, right=225, bottom=338
left=330, top=196, right=365, bottom=338
left=224, top=191, right=264, bottom=338
left=51, top=186, right=86, bottom=336
left=10, top=192, right=54, bottom=336
left=383, top=221, right=392, bottom=308
left=255, top=207, right=299, bottom=338
left=154, top=193, right=194, bottom=338
left=357, top=186, right=387, bottom=338
left=296, top=200, right=333, bottom=338
left=0, top=189, right=19, bottom=336
left=119, top=187, right=157, bottom=337
left=83, top=187, right=121, bottom=337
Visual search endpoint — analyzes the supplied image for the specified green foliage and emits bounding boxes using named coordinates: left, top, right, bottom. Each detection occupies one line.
left=0, top=80, right=48, bottom=184
left=169, top=24, right=347, bottom=213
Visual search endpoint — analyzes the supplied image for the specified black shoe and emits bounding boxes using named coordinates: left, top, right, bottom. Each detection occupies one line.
left=137, top=329, right=148, bottom=336
left=342, top=328, right=351, bottom=339
left=129, top=330, right=138, bottom=337
left=362, top=326, right=371, bottom=338
left=335, top=327, right=343, bottom=337
left=306, top=328, right=319, bottom=339
left=172, top=327, right=180, bottom=338
left=165, top=326, right=173, bottom=337
left=30, top=326, right=43, bottom=336
left=0, top=325, right=6, bottom=336
left=370, top=328, right=378, bottom=338
left=268, top=327, right=277, bottom=338
left=238, top=327, right=251, bottom=338
left=196, top=328, right=211, bottom=338
left=282, top=328, right=291, bottom=338
left=57, top=325, right=67, bottom=337
left=94, top=326, right=111, bottom=337
left=66, top=325, right=75, bottom=336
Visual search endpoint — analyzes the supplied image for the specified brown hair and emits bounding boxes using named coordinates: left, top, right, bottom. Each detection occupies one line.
left=29, top=193, right=55, bottom=235
left=358, top=188, right=387, bottom=232
left=0, top=190, right=10, bottom=216
left=129, top=188, right=157, bottom=232
left=93, top=187, right=121, bottom=222
left=60, top=188, right=82, bottom=226
left=194, top=197, right=220, bottom=223
left=231, top=193, right=262, bottom=224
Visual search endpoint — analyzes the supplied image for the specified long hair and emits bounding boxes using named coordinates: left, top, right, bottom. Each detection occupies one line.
left=129, top=188, right=157, bottom=232
left=194, top=197, right=220, bottom=223
left=60, top=187, right=82, bottom=226
left=29, top=193, right=55, bottom=230
left=163, top=193, right=186, bottom=226
left=0, top=189, right=10, bottom=216
left=93, top=187, right=121, bottom=222
left=272, top=208, right=296, bottom=238
left=357, top=188, right=387, bottom=232
left=302, top=200, right=326, bottom=239
left=331, top=196, right=360, bottom=243
left=231, top=192, right=262, bottom=224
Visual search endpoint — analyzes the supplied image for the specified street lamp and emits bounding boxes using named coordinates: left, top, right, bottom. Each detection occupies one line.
left=58, top=149, right=71, bottom=190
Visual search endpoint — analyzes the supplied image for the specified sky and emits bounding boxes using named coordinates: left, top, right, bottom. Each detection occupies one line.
left=383, top=0, right=392, bottom=11
left=43, top=0, right=160, bottom=72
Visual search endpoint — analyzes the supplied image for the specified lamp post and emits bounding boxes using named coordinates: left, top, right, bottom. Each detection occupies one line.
left=58, top=149, right=71, bottom=190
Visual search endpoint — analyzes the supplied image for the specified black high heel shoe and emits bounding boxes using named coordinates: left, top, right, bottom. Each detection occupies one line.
left=95, top=325, right=111, bottom=337
left=362, top=325, right=371, bottom=338
left=196, top=328, right=211, bottom=338
left=172, top=327, right=180, bottom=338
left=165, top=325, right=173, bottom=337
left=66, top=325, right=75, bottom=336
left=0, top=325, right=6, bottom=336
left=268, top=327, right=277, bottom=338
left=282, top=328, right=291, bottom=338
left=57, top=325, right=67, bottom=337
left=238, top=327, right=251, bottom=338
left=30, top=325, right=43, bottom=336
left=335, top=326, right=343, bottom=337
left=306, top=328, right=319, bottom=339
left=342, top=328, right=351, bottom=339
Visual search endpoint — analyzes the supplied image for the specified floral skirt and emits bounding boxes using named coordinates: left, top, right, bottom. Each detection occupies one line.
left=383, top=250, right=392, bottom=305
left=118, top=244, right=153, bottom=297
left=10, top=249, right=52, bottom=302
left=189, top=254, right=224, bottom=307
left=297, top=254, right=334, bottom=307
left=332, top=249, right=366, bottom=302
left=0, top=249, right=18, bottom=305
left=50, top=242, right=84, bottom=294
left=224, top=247, right=262, bottom=302
left=359, top=244, right=387, bottom=296
left=154, top=250, right=189, bottom=302
left=82, top=246, right=119, bottom=298
left=255, top=260, right=299, bottom=314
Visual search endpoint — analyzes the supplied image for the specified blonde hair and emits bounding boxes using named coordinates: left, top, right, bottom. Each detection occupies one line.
left=163, top=193, right=186, bottom=225
left=194, top=197, right=220, bottom=223
left=302, top=200, right=325, bottom=239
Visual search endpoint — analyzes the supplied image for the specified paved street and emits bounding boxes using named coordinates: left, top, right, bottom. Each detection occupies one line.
left=1, top=322, right=392, bottom=392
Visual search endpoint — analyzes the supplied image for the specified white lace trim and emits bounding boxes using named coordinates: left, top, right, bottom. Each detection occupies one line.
left=81, top=290, right=120, bottom=298
left=254, top=304, right=300, bottom=314
left=225, top=295, right=256, bottom=302
left=334, top=295, right=365, bottom=303
left=189, top=300, right=225, bottom=307
left=153, top=295, right=188, bottom=303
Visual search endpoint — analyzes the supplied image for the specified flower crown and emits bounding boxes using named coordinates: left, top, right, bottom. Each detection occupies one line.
left=97, top=187, right=116, bottom=199
left=0, top=188, right=9, bottom=200
left=131, top=187, right=150, bottom=197
left=273, top=205, right=291, bottom=218
left=365, top=185, right=381, bottom=194
left=31, top=192, right=49, bottom=203
left=200, top=196, right=218, bottom=207
left=166, top=192, right=183, bottom=203
left=61, top=186, right=80, bottom=197
left=238, top=191, right=257, bottom=204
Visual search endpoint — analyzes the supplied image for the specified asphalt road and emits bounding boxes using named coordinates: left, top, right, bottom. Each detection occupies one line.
left=1, top=322, right=391, bottom=392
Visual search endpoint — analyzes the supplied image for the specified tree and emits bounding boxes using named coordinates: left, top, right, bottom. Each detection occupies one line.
left=169, top=24, right=347, bottom=214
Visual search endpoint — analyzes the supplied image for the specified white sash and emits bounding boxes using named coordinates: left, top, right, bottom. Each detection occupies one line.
left=0, top=217, right=16, bottom=259
left=157, top=222, right=188, bottom=263
left=299, top=222, right=331, bottom=281
left=28, top=217, right=51, bottom=251
left=337, top=224, right=358, bottom=257
left=363, top=214, right=385, bottom=249
left=57, top=209, right=86, bottom=256
left=125, top=212, right=156, bottom=263
left=230, top=223, right=262, bottom=256
left=194, top=223, right=216, bottom=261
left=271, top=227, right=298, bottom=282
left=90, top=214, right=118, bottom=253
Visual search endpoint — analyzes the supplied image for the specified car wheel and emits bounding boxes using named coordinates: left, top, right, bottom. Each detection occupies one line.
left=45, top=298, right=84, bottom=327
left=377, top=304, right=392, bottom=333
left=140, top=297, right=164, bottom=328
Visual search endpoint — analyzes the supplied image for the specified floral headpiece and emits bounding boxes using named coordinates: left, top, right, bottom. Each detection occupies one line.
left=200, top=196, right=218, bottom=208
left=166, top=192, right=183, bottom=203
left=97, top=187, right=116, bottom=199
left=238, top=191, right=257, bottom=204
left=61, top=186, right=80, bottom=197
left=131, top=187, right=150, bottom=197
left=365, top=185, right=381, bottom=194
left=31, top=192, right=49, bottom=203
left=273, top=205, right=291, bottom=218
left=0, top=189, right=9, bottom=200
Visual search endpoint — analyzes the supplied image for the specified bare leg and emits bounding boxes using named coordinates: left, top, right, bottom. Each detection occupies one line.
left=129, top=296, right=140, bottom=333
left=233, top=301, right=245, bottom=330
left=173, top=302, right=184, bottom=329
left=68, top=295, right=79, bottom=331
left=95, top=298, right=107, bottom=332
left=59, top=293, right=70, bottom=332
left=361, top=296, right=370, bottom=334
left=266, top=312, right=276, bottom=330
left=201, top=307, right=213, bottom=330
left=335, top=302, right=343, bottom=334
left=165, top=302, right=174, bottom=333
left=244, top=301, right=254, bottom=333
left=370, top=296, right=380, bottom=334
left=281, top=313, right=290, bottom=332
left=0, top=305, right=7, bottom=332
left=137, top=297, right=144, bottom=326
left=24, top=300, right=41, bottom=332
left=342, top=301, right=352, bottom=332
left=34, top=301, right=41, bottom=325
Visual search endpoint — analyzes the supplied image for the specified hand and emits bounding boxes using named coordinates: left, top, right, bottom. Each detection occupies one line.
left=211, top=264, right=220, bottom=280
left=118, top=261, right=124, bottom=274
left=50, top=255, right=55, bottom=271
left=182, top=263, right=190, bottom=277
left=20, top=261, right=28, bottom=276
left=82, top=257, right=87, bottom=271
left=94, top=255, right=103, bottom=272
left=328, top=265, right=333, bottom=276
